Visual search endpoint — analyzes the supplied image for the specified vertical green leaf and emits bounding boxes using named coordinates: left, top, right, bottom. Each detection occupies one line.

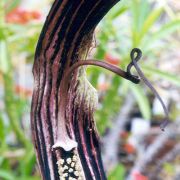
left=0, top=170, right=14, bottom=180
left=141, top=8, right=163, bottom=38
left=130, top=84, right=151, bottom=120
left=0, top=0, right=5, bottom=24
left=0, top=115, right=5, bottom=141
left=130, top=0, right=150, bottom=46
left=0, top=41, right=10, bottom=73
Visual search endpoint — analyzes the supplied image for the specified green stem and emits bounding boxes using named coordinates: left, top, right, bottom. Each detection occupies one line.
left=0, top=1, right=5, bottom=24
left=3, top=72, right=29, bottom=147
left=0, top=39, right=29, bottom=147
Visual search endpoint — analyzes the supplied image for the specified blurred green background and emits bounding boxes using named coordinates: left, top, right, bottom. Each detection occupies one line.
left=0, top=0, right=180, bottom=179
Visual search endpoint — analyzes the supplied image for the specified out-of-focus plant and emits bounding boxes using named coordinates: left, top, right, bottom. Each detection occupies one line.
left=88, top=0, right=180, bottom=178
left=0, top=0, right=42, bottom=179
left=88, top=0, right=180, bottom=135
left=108, top=164, right=125, bottom=180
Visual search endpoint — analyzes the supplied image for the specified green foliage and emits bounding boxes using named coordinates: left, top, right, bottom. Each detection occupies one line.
left=130, top=83, right=151, bottom=120
left=163, top=163, right=175, bottom=175
left=92, top=0, right=180, bottom=135
left=5, top=0, right=22, bottom=13
left=0, top=1, right=40, bottom=179
left=143, top=66, right=180, bottom=87
left=0, top=41, right=10, bottom=73
left=108, top=164, right=125, bottom=180
left=0, top=170, right=14, bottom=180
left=95, top=76, right=123, bottom=134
